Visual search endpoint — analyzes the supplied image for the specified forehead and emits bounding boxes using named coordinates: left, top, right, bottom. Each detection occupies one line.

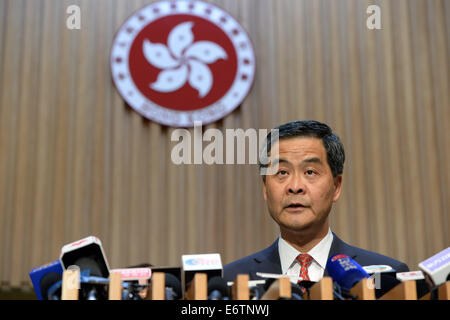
left=272, top=137, right=327, bottom=160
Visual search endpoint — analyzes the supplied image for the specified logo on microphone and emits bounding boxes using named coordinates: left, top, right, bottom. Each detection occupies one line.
left=111, top=0, right=255, bottom=127
left=182, top=253, right=222, bottom=271
left=331, top=254, right=348, bottom=262
left=185, top=257, right=221, bottom=266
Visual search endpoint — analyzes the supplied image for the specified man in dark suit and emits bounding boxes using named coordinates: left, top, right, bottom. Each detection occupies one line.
left=223, top=120, right=409, bottom=298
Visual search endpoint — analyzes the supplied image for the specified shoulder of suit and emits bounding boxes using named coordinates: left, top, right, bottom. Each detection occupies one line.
left=224, top=240, right=278, bottom=270
left=347, top=244, right=409, bottom=271
left=222, top=251, right=260, bottom=282
left=224, top=246, right=272, bottom=269
left=331, top=233, right=408, bottom=271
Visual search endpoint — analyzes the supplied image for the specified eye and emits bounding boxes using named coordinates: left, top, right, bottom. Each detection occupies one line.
left=277, top=170, right=288, bottom=176
left=305, top=169, right=316, bottom=176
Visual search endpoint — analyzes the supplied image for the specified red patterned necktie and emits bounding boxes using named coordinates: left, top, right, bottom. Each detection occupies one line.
left=296, top=253, right=313, bottom=282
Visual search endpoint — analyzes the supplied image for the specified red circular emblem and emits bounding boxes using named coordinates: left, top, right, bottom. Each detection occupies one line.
left=111, top=0, right=255, bottom=127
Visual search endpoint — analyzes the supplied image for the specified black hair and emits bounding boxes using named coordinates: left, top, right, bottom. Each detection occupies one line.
left=260, top=120, right=345, bottom=177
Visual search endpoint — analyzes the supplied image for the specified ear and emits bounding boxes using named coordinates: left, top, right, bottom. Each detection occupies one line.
left=262, top=176, right=267, bottom=201
left=332, top=175, right=343, bottom=202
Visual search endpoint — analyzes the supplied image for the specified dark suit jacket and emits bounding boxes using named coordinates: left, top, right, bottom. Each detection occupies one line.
left=223, top=233, right=410, bottom=298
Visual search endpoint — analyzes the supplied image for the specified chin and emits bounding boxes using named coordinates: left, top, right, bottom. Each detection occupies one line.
left=279, top=219, right=314, bottom=233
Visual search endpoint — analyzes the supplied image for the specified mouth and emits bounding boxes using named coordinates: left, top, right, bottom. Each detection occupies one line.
left=285, top=203, right=307, bottom=210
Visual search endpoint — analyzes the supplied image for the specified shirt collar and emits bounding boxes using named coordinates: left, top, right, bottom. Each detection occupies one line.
left=278, top=228, right=334, bottom=274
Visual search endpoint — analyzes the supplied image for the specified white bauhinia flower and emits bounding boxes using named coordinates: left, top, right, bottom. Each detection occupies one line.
left=143, top=22, right=227, bottom=98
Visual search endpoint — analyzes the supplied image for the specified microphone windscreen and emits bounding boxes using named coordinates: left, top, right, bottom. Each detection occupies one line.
left=39, top=272, right=62, bottom=300
left=207, top=276, right=228, bottom=296
left=326, top=254, right=369, bottom=290
left=165, top=273, right=182, bottom=298
left=297, top=280, right=317, bottom=289
left=290, top=282, right=305, bottom=296
left=74, top=257, right=102, bottom=277
left=249, top=285, right=265, bottom=300
left=262, top=277, right=276, bottom=291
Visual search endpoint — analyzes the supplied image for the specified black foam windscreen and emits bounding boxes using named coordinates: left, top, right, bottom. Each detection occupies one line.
left=165, top=273, right=182, bottom=298
left=74, top=257, right=102, bottom=277
left=207, top=276, right=228, bottom=296
left=208, top=276, right=229, bottom=300
left=61, top=242, right=109, bottom=278
left=39, top=272, right=62, bottom=300
left=262, top=277, right=276, bottom=291
left=297, top=280, right=317, bottom=289
left=290, top=282, right=305, bottom=296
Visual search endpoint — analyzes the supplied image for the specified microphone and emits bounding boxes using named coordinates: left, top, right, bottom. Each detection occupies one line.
left=261, top=277, right=276, bottom=292
left=74, top=257, right=103, bottom=277
left=297, top=280, right=316, bottom=299
left=165, top=273, right=182, bottom=300
left=60, top=236, right=110, bottom=278
left=326, top=254, right=370, bottom=290
left=151, top=266, right=182, bottom=282
left=326, top=254, right=370, bottom=299
left=249, top=280, right=266, bottom=300
left=111, top=267, right=152, bottom=300
left=29, top=260, right=64, bottom=300
left=396, top=270, right=431, bottom=299
left=145, top=267, right=182, bottom=300
left=77, top=271, right=109, bottom=300
left=249, top=286, right=264, bottom=300
left=51, top=269, right=110, bottom=300
left=419, top=247, right=450, bottom=288
left=289, top=282, right=305, bottom=300
left=207, top=276, right=230, bottom=300
left=256, top=274, right=310, bottom=300
left=363, top=265, right=394, bottom=274
left=181, top=253, right=223, bottom=294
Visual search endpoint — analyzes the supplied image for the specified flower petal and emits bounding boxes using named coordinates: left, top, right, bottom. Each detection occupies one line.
left=185, top=41, right=227, bottom=64
left=168, top=22, right=194, bottom=59
left=188, top=60, right=212, bottom=98
left=150, top=64, right=188, bottom=93
left=143, top=39, right=180, bottom=69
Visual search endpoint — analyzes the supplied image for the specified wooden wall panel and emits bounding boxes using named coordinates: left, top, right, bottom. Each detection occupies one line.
left=0, top=0, right=448, bottom=288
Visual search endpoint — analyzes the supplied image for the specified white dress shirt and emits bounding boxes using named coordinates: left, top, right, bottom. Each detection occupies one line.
left=278, top=228, right=334, bottom=283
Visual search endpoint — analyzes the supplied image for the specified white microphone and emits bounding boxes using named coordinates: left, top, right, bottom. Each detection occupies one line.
left=110, top=267, right=152, bottom=281
left=362, top=265, right=394, bottom=274
left=396, top=271, right=425, bottom=282
left=60, top=235, right=110, bottom=278
left=419, top=247, right=450, bottom=287
left=181, top=253, right=223, bottom=294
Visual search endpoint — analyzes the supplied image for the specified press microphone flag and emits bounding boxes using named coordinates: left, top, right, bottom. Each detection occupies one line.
left=29, top=260, right=64, bottom=300
left=419, top=247, right=450, bottom=288
left=326, top=254, right=370, bottom=290
left=396, top=271, right=425, bottom=282
left=207, top=276, right=230, bottom=300
left=110, top=268, right=152, bottom=281
left=181, top=253, right=223, bottom=293
left=60, top=236, right=110, bottom=278
left=362, top=265, right=394, bottom=274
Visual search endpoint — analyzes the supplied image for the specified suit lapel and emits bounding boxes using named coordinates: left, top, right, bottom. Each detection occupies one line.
left=249, top=238, right=282, bottom=279
left=323, top=233, right=358, bottom=277
left=249, top=234, right=358, bottom=279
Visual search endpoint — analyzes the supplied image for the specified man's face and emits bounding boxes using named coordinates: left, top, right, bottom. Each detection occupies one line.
left=263, top=137, right=342, bottom=234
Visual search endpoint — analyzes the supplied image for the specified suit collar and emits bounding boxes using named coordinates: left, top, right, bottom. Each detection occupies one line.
left=250, top=233, right=358, bottom=278
left=251, top=239, right=282, bottom=277
left=323, top=232, right=358, bottom=276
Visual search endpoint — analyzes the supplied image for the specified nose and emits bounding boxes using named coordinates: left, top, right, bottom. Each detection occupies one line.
left=288, top=187, right=304, bottom=194
left=287, top=174, right=306, bottom=194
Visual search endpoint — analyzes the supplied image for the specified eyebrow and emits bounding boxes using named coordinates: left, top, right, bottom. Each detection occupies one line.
left=301, top=157, right=323, bottom=165
left=269, top=158, right=288, bottom=167
left=269, top=157, right=323, bottom=167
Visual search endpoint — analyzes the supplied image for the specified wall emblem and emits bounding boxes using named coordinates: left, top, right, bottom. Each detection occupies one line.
left=111, top=0, right=255, bottom=127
